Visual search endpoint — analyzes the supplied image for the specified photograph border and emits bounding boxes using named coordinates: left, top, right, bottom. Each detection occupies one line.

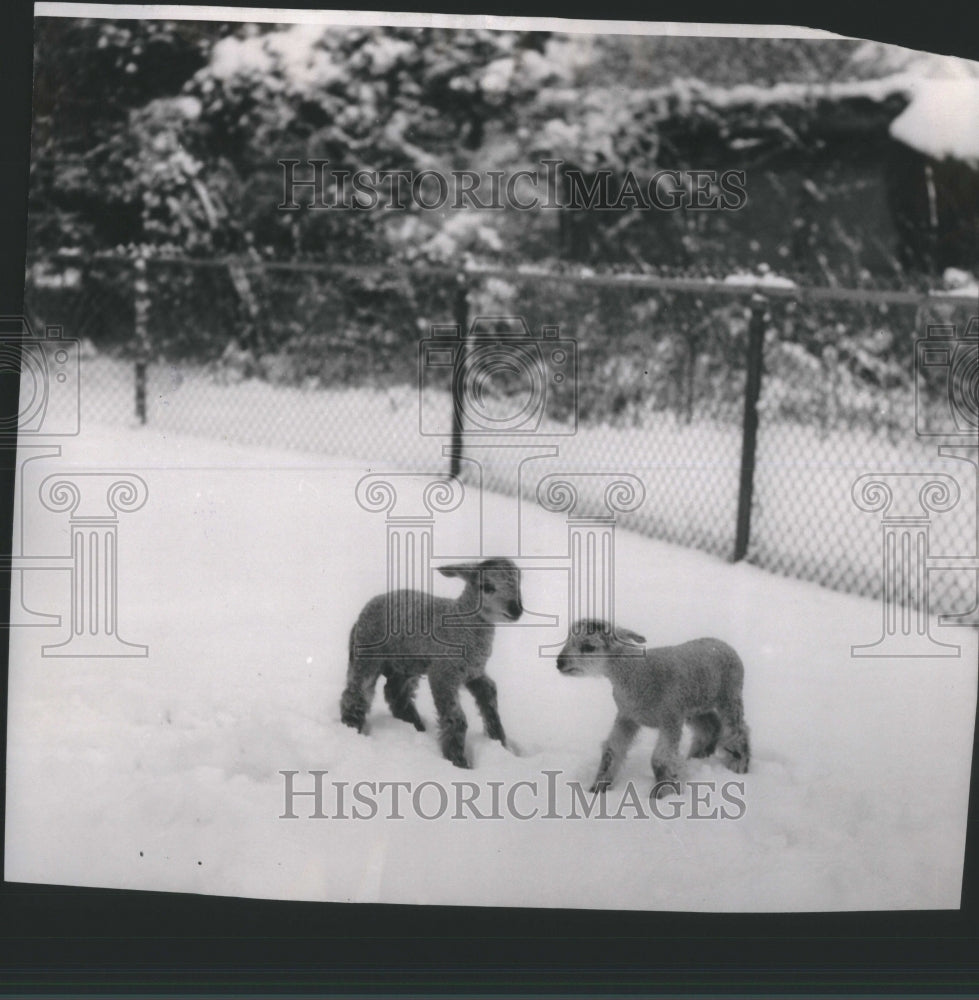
left=2, top=0, right=978, bottom=994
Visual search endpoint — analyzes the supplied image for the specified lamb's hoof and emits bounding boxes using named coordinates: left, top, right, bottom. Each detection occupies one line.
left=688, top=742, right=717, bottom=760
left=589, top=780, right=611, bottom=795
left=413, top=719, right=427, bottom=733
left=652, top=779, right=681, bottom=799
left=341, top=715, right=366, bottom=734
left=720, top=745, right=749, bottom=774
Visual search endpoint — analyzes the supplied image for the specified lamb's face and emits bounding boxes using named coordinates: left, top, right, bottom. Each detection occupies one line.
left=478, top=560, right=523, bottom=623
left=438, top=558, right=524, bottom=623
left=556, top=620, right=615, bottom=677
left=556, top=620, right=646, bottom=676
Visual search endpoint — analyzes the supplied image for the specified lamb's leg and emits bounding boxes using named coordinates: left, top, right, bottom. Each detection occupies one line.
left=650, top=716, right=683, bottom=797
left=717, top=697, right=750, bottom=774
left=429, top=672, right=470, bottom=769
left=340, top=658, right=382, bottom=733
left=688, top=711, right=721, bottom=759
left=465, top=675, right=506, bottom=746
left=590, top=714, right=639, bottom=793
left=384, top=672, right=426, bottom=732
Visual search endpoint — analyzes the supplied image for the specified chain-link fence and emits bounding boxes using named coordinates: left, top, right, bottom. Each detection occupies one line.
left=23, top=252, right=979, bottom=617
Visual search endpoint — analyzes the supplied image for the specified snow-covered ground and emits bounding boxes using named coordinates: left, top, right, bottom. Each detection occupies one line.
left=5, top=423, right=976, bottom=910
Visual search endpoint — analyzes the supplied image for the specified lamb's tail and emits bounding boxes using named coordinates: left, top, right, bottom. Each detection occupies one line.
left=346, top=624, right=359, bottom=682
left=347, top=623, right=391, bottom=679
left=341, top=623, right=384, bottom=732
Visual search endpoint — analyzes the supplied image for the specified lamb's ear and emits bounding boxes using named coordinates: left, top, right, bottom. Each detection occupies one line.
left=618, top=628, right=646, bottom=646
left=437, top=562, right=480, bottom=580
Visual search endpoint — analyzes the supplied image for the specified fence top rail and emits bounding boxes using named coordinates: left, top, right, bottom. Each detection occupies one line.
left=38, top=250, right=979, bottom=309
left=470, top=265, right=979, bottom=308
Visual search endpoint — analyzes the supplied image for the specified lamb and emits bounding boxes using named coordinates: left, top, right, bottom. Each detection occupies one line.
left=340, top=558, right=523, bottom=768
left=556, top=619, right=750, bottom=797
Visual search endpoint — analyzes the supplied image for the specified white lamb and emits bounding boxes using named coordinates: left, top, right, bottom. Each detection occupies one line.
left=557, top=619, right=750, bottom=796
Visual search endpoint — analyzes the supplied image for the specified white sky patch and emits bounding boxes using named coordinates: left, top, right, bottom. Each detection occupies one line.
left=889, top=78, right=979, bottom=165
left=207, top=23, right=344, bottom=89
left=208, top=32, right=273, bottom=79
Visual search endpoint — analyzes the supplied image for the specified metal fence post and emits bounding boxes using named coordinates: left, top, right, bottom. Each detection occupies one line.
left=448, top=275, right=469, bottom=480
left=133, top=249, right=150, bottom=425
left=733, top=293, right=766, bottom=562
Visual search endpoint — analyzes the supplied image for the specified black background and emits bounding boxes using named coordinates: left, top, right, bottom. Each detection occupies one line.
left=1, top=0, right=977, bottom=994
